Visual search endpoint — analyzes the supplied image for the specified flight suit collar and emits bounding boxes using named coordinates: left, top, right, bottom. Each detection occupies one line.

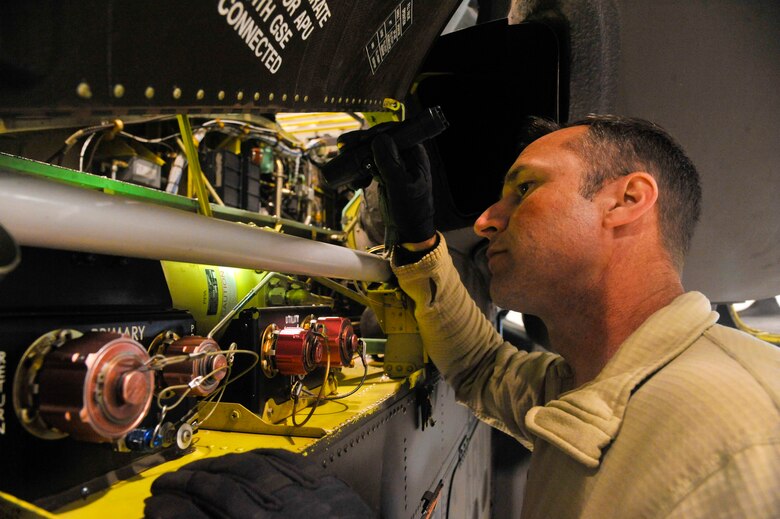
left=524, top=292, right=719, bottom=468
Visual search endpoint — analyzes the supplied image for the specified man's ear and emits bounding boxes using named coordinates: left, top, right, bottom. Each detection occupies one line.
left=601, top=172, right=659, bottom=229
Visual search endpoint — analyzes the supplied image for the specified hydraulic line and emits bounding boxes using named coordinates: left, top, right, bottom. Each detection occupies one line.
left=0, top=170, right=392, bottom=282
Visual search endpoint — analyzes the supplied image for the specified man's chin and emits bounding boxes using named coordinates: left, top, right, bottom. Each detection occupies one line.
left=489, top=285, right=513, bottom=310
left=489, top=281, right=533, bottom=314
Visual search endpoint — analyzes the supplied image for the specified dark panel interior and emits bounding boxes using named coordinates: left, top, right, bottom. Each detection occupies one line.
left=413, top=20, right=561, bottom=230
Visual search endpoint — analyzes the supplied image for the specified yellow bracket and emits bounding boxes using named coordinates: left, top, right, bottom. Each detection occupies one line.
left=362, top=99, right=407, bottom=127
left=382, top=98, right=406, bottom=121
left=368, top=286, right=417, bottom=334
left=198, top=401, right=326, bottom=438
left=176, top=114, right=213, bottom=217
left=261, top=375, right=339, bottom=424
left=367, top=286, right=426, bottom=377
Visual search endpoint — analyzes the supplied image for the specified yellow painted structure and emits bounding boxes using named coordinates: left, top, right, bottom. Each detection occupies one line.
left=0, top=364, right=422, bottom=518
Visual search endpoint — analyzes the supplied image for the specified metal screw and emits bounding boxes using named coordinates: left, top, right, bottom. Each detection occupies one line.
left=113, top=84, right=125, bottom=98
left=145, top=87, right=155, bottom=99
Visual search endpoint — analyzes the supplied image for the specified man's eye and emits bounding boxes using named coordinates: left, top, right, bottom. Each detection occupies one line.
left=517, top=182, right=532, bottom=197
left=501, top=180, right=533, bottom=201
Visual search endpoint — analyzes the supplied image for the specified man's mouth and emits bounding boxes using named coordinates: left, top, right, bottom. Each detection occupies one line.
left=486, top=248, right=506, bottom=270
left=486, top=244, right=504, bottom=259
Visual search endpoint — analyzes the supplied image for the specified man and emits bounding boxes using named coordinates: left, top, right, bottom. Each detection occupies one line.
left=368, top=115, right=779, bottom=518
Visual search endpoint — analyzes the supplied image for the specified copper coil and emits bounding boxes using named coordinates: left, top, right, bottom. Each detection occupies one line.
left=26, top=331, right=154, bottom=443
left=317, top=316, right=360, bottom=368
left=274, top=327, right=324, bottom=376
left=157, top=336, right=227, bottom=397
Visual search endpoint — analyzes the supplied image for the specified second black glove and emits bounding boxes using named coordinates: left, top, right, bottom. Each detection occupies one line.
left=144, top=448, right=374, bottom=519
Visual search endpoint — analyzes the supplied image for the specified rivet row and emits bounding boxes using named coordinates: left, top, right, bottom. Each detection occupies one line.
left=76, top=83, right=384, bottom=105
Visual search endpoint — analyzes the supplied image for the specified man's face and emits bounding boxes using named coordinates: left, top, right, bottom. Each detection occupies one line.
left=473, top=126, right=607, bottom=314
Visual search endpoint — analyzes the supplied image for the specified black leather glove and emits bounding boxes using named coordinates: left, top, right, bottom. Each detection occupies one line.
left=144, top=448, right=374, bottom=519
left=369, top=132, right=435, bottom=246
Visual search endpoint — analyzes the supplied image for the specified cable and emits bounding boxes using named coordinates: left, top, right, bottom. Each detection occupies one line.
left=194, top=384, right=228, bottom=427
left=444, top=460, right=460, bottom=519
left=149, top=347, right=259, bottom=436
left=42, top=115, right=175, bottom=164
left=199, top=119, right=305, bottom=157
left=221, top=349, right=260, bottom=387
left=119, top=130, right=181, bottom=144
left=322, top=340, right=369, bottom=400
left=84, top=133, right=106, bottom=172
left=79, top=132, right=98, bottom=172
left=154, top=359, right=231, bottom=412
left=444, top=419, right=481, bottom=518
left=46, top=123, right=114, bottom=164
left=201, top=118, right=279, bottom=135
left=291, top=328, right=330, bottom=427
left=141, top=348, right=258, bottom=388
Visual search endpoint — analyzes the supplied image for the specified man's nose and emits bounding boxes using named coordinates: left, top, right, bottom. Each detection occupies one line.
left=473, top=200, right=507, bottom=239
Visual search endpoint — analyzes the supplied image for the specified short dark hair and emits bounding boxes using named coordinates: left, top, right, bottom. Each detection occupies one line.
left=563, top=115, right=702, bottom=270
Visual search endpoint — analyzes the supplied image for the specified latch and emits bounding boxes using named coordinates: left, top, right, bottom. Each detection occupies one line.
left=416, top=383, right=436, bottom=431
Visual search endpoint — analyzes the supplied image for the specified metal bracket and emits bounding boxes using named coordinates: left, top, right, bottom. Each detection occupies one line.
left=197, top=400, right=326, bottom=438
left=367, top=287, right=426, bottom=377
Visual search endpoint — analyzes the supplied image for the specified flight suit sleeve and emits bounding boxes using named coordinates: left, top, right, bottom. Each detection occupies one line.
left=392, top=234, right=570, bottom=449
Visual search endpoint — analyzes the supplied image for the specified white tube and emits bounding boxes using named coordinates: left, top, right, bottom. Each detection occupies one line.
left=0, top=171, right=392, bottom=282
left=0, top=222, right=20, bottom=279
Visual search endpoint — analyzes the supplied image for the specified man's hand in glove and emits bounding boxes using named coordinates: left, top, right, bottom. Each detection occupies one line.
left=144, top=448, right=374, bottom=519
left=336, top=123, right=437, bottom=251
left=369, top=132, right=437, bottom=251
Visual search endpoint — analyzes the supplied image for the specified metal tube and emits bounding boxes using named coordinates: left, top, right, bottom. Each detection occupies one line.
left=0, top=221, right=20, bottom=280
left=0, top=171, right=392, bottom=282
